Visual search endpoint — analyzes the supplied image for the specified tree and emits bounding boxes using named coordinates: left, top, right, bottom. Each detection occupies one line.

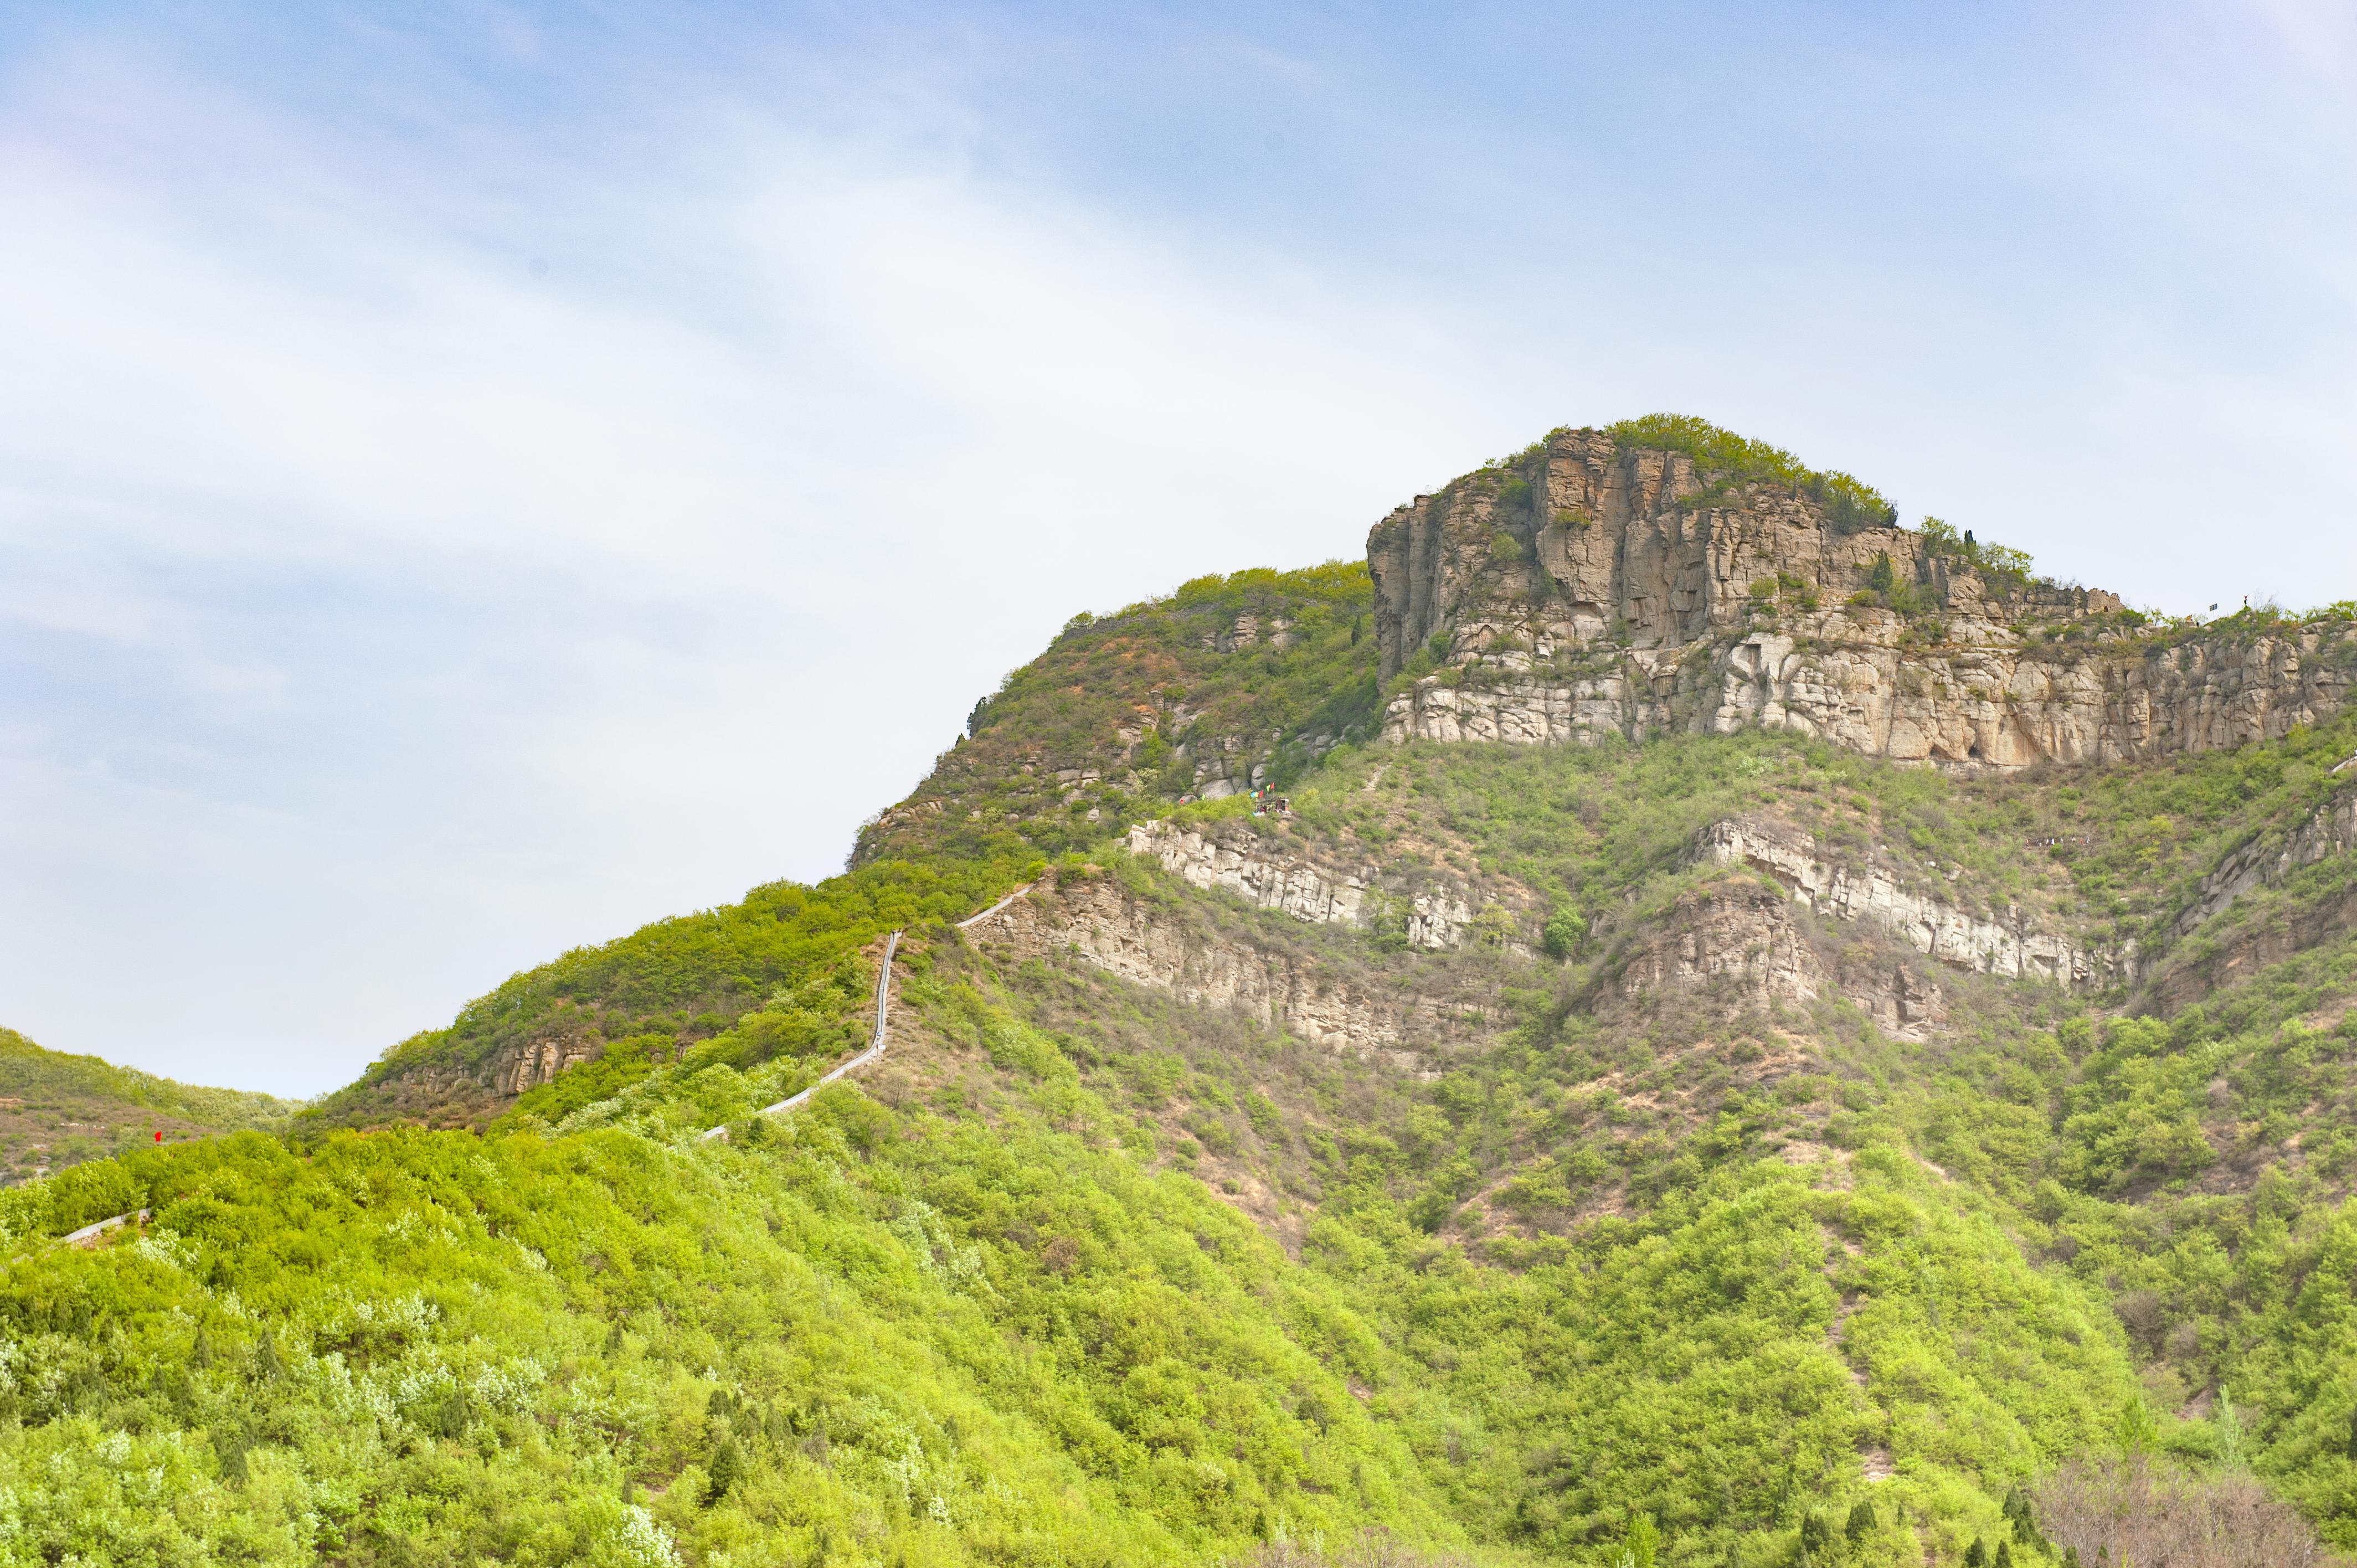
left=2214, top=1388, right=2246, bottom=1472
left=2116, top=1396, right=2159, bottom=1457
left=1799, top=1510, right=1833, bottom=1564
left=2003, top=1485, right=2037, bottom=1544
left=1541, top=909, right=1587, bottom=960
left=1845, top=1499, right=1876, bottom=1546
left=1964, top=1538, right=1988, bottom=1568
left=1616, top=1511, right=1658, bottom=1568
left=705, top=1436, right=745, bottom=1505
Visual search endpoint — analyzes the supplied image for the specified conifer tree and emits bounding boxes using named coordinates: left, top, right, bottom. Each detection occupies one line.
left=705, top=1436, right=745, bottom=1505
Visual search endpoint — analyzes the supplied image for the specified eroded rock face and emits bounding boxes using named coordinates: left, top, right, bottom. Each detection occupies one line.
left=1125, top=820, right=1478, bottom=949
left=1608, top=876, right=1953, bottom=1041
left=1695, top=817, right=2133, bottom=989
left=490, top=1031, right=601, bottom=1096
left=1613, top=883, right=1826, bottom=1010
left=1369, top=430, right=2355, bottom=770
left=2171, top=777, right=2357, bottom=941
left=972, top=876, right=1494, bottom=1074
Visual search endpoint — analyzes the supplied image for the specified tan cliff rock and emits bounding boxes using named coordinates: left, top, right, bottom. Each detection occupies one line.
left=969, top=876, right=1501, bottom=1075
left=1605, top=880, right=1949, bottom=1043
left=1695, top=817, right=2132, bottom=991
left=1125, top=819, right=1480, bottom=950
left=2170, top=776, right=2357, bottom=942
left=1370, top=429, right=2356, bottom=770
left=490, top=1031, right=602, bottom=1096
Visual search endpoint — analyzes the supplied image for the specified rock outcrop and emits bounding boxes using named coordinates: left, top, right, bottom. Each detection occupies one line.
left=1125, top=820, right=1479, bottom=949
left=490, top=1030, right=602, bottom=1096
left=970, top=875, right=1496, bottom=1074
left=1607, top=879, right=1949, bottom=1041
left=1370, top=429, right=2356, bottom=770
left=1695, top=817, right=2131, bottom=990
left=2170, top=777, right=2357, bottom=941
left=1613, top=883, right=1827, bottom=1009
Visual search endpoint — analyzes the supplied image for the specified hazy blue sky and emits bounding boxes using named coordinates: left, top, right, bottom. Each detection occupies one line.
left=4, top=1, right=2353, bottom=1096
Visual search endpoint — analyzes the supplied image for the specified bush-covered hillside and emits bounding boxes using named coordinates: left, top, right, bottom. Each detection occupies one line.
left=14, top=422, right=2357, bottom=1566
left=0, top=1027, right=296, bottom=1187
left=853, top=562, right=1380, bottom=869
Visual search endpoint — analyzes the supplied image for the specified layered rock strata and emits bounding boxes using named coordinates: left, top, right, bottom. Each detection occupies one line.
left=1370, top=429, right=2355, bottom=770
left=1126, top=820, right=1478, bottom=949
left=1695, top=817, right=2132, bottom=990
left=2170, top=778, right=2357, bottom=941
left=970, top=876, right=1487, bottom=1074
left=1608, top=881, right=1948, bottom=1042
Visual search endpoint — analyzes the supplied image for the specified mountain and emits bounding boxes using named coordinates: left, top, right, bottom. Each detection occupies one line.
left=6, top=417, right=2357, bottom=1567
left=0, top=1025, right=297, bottom=1187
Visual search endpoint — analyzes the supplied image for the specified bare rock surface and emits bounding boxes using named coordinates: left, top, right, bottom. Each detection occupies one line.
left=1605, top=879, right=1951, bottom=1041
left=2171, top=778, right=2357, bottom=941
left=972, top=875, right=1500, bottom=1074
left=1126, top=819, right=1478, bottom=949
left=1371, top=429, right=2356, bottom=770
left=490, top=1030, right=603, bottom=1096
left=1695, top=817, right=2132, bottom=990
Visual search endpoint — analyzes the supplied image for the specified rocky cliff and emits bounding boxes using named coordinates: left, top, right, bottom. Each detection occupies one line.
left=1371, top=427, right=2357, bottom=769
left=1124, top=819, right=1486, bottom=950
left=966, top=873, right=1507, bottom=1075
left=1695, top=816, right=2133, bottom=991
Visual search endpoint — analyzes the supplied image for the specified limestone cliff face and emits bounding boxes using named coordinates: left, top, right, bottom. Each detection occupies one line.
left=971, top=876, right=1499, bottom=1075
left=489, top=1031, right=602, bottom=1097
left=2170, top=775, right=2357, bottom=941
left=1695, top=817, right=2132, bottom=990
left=1370, top=429, right=2355, bottom=769
left=1604, top=880, right=1949, bottom=1042
left=1612, top=883, right=1826, bottom=1009
left=1125, top=820, right=1482, bottom=950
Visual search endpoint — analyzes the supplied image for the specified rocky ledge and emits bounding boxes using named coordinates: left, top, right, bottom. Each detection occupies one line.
left=1125, top=819, right=1486, bottom=950
left=1694, top=817, right=2132, bottom=991
left=1369, top=427, right=2356, bottom=770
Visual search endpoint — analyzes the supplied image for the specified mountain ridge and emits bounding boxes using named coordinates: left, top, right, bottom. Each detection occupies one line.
left=7, top=416, right=2357, bottom=1566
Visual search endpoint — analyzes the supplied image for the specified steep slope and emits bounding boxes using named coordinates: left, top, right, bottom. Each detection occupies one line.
left=8, top=416, right=2357, bottom=1568
left=0, top=1026, right=296, bottom=1185
left=855, top=561, right=1380, bottom=868
left=1373, top=417, right=2356, bottom=767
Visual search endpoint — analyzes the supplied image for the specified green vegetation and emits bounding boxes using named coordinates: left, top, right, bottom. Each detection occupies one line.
left=1606, top=414, right=1897, bottom=534
left=860, top=562, right=1380, bottom=868
left=16, top=419, right=2357, bottom=1562
left=301, top=855, right=1037, bottom=1133
left=0, top=1028, right=296, bottom=1187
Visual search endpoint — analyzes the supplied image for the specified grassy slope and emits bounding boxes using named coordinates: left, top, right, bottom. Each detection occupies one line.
left=0, top=1027, right=296, bottom=1187
left=22, top=655, right=2357, bottom=1560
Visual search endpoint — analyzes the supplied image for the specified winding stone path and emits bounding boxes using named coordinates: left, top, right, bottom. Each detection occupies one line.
left=699, top=928, right=903, bottom=1141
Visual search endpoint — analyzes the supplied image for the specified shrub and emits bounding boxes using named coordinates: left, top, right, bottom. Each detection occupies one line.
left=1541, top=909, right=1587, bottom=960
left=2035, top=1455, right=2329, bottom=1567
